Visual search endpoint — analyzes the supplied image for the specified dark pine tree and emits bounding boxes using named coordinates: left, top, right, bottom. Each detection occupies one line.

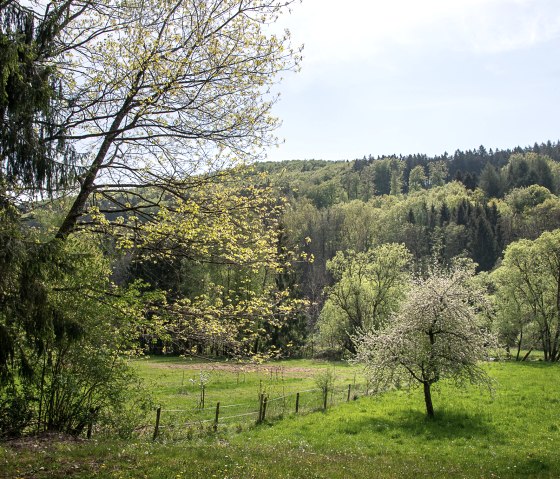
left=407, top=209, right=416, bottom=224
left=470, top=215, right=499, bottom=271
left=479, top=163, right=503, bottom=198
left=429, top=204, right=437, bottom=230
left=439, top=203, right=450, bottom=226
left=456, top=200, right=469, bottom=226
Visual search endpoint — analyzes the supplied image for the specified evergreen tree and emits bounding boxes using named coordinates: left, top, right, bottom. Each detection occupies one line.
left=429, top=204, right=437, bottom=230
left=470, top=214, right=499, bottom=271
left=479, top=163, right=503, bottom=198
left=372, top=159, right=392, bottom=195
left=0, top=2, right=79, bottom=195
left=506, top=156, right=531, bottom=190
left=407, top=209, right=416, bottom=224
left=439, top=203, right=451, bottom=226
left=456, top=200, right=469, bottom=226
left=532, top=155, right=555, bottom=193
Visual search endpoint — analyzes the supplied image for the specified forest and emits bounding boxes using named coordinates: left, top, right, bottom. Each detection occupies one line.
left=2, top=5, right=560, bottom=475
left=255, top=144, right=560, bottom=358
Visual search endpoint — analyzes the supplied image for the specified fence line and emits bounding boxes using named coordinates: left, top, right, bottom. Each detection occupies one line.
left=218, top=402, right=251, bottom=409
left=184, top=419, right=214, bottom=425
left=152, top=383, right=367, bottom=440
left=218, top=411, right=259, bottom=421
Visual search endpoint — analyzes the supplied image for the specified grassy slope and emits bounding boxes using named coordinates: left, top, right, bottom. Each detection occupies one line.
left=134, top=356, right=360, bottom=405
left=1, top=360, right=559, bottom=479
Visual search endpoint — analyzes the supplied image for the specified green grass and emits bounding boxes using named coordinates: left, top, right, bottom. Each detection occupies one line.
left=2, top=360, right=560, bottom=478
left=134, top=356, right=361, bottom=405
left=133, top=357, right=364, bottom=434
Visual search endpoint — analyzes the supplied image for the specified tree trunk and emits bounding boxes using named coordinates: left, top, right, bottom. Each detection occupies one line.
left=551, top=322, right=560, bottom=361
left=55, top=92, right=136, bottom=239
left=343, top=332, right=357, bottom=354
left=522, top=347, right=533, bottom=361
left=423, top=381, right=434, bottom=418
left=516, top=330, right=523, bottom=361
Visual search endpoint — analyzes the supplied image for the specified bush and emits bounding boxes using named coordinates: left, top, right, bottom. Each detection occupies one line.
left=0, top=390, right=33, bottom=438
left=0, top=231, right=163, bottom=438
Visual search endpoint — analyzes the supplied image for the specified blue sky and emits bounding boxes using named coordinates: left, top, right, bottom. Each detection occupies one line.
left=266, top=0, right=560, bottom=162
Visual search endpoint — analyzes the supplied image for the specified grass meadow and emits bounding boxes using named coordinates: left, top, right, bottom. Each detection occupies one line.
left=1, top=358, right=559, bottom=478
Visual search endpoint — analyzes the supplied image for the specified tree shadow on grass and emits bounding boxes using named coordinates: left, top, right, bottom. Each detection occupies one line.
left=500, top=360, right=557, bottom=370
left=392, top=409, right=494, bottom=440
left=340, top=409, right=495, bottom=441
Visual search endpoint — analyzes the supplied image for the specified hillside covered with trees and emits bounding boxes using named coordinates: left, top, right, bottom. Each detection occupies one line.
left=249, top=142, right=560, bottom=356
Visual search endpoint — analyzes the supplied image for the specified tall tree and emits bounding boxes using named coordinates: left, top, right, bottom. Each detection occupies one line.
left=389, top=158, right=404, bottom=196
left=0, top=1, right=79, bottom=196
left=318, top=244, right=412, bottom=354
left=479, top=163, right=503, bottom=198
left=428, top=161, right=448, bottom=188
left=408, top=165, right=427, bottom=192
left=470, top=214, right=499, bottom=271
left=3, top=0, right=301, bottom=235
left=372, top=158, right=392, bottom=196
left=0, top=0, right=303, bottom=436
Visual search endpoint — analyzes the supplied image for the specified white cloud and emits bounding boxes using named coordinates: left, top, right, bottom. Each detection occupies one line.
left=459, top=3, right=560, bottom=53
left=280, top=0, right=560, bottom=64
left=268, top=0, right=560, bottom=162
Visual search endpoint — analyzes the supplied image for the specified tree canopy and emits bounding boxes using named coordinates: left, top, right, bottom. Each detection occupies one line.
left=318, top=244, right=411, bottom=354
left=493, top=229, right=560, bottom=361
left=0, top=0, right=304, bottom=437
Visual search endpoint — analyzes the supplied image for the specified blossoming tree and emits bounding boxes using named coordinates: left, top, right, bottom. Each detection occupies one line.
left=354, top=260, right=496, bottom=417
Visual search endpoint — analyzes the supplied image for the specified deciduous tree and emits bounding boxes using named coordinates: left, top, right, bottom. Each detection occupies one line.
left=408, top=165, right=427, bottom=192
left=354, top=260, right=495, bottom=417
left=493, top=229, right=560, bottom=361
left=54, top=0, right=300, bottom=238
left=2, top=0, right=301, bottom=230
left=318, top=244, right=411, bottom=354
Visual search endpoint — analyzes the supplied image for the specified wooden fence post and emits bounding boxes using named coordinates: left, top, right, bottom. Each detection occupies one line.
left=347, top=384, right=351, bottom=402
left=213, top=402, right=220, bottom=432
left=323, top=388, right=328, bottom=411
left=295, top=392, right=300, bottom=414
left=257, top=393, right=264, bottom=424
left=262, top=395, right=268, bottom=422
left=153, top=407, right=161, bottom=441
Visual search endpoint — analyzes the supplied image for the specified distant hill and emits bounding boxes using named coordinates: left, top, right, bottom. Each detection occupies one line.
left=256, top=140, right=560, bottom=208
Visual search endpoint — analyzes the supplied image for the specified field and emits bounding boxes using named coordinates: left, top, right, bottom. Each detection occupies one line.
left=134, top=357, right=366, bottom=436
left=1, top=358, right=560, bottom=478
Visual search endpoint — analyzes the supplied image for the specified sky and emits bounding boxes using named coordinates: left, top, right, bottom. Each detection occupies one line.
left=266, top=0, right=560, bottom=162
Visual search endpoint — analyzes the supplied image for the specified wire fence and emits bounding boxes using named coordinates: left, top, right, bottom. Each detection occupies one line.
left=152, top=382, right=368, bottom=440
